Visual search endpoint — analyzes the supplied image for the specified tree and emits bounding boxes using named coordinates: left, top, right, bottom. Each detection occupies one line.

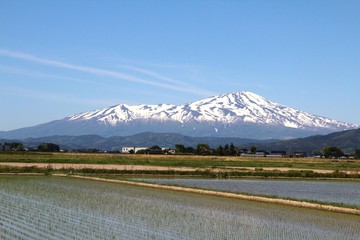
left=37, top=143, right=60, bottom=152
left=196, top=143, right=210, bottom=155
left=223, top=144, right=229, bottom=155
left=229, top=143, right=237, bottom=156
left=175, top=144, right=185, bottom=154
left=85, top=148, right=100, bottom=153
left=150, top=145, right=161, bottom=150
left=216, top=145, right=225, bottom=156
left=5, top=142, right=23, bottom=151
left=250, top=146, right=257, bottom=154
left=354, top=149, right=360, bottom=159
left=184, top=146, right=195, bottom=154
left=149, top=145, right=163, bottom=154
left=322, top=146, right=344, bottom=158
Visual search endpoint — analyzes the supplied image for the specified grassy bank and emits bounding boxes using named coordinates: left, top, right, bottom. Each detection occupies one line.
left=1, top=165, right=359, bottom=179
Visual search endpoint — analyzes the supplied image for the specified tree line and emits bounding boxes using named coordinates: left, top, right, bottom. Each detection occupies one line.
left=175, top=143, right=255, bottom=156
left=0, top=142, right=60, bottom=152
left=175, top=143, right=360, bottom=159
left=2, top=141, right=360, bottom=159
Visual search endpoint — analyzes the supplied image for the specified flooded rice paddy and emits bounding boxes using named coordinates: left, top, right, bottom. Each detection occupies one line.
left=137, top=178, right=360, bottom=207
left=0, top=176, right=359, bottom=239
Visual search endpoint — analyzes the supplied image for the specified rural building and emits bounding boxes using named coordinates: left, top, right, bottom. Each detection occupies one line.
left=294, top=151, right=307, bottom=158
left=255, top=150, right=269, bottom=157
left=121, top=147, right=148, bottom=153
left=268, top=150, right=287, bottom=158
left=0, top=143, right=11, bottom=151
left=121, top=147, right=135, bottom=153
left=134, top=147, right=148, bottom=153
left=241, top=153, right=267, bottom=157
left=240, top=153, right=258, bottom=157
left=238, top=148, right=248, bottom=154
left=167, top=149, right=176, bottom=154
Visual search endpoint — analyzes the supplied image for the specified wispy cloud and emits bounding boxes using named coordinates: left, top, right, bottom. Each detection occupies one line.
left=0, top=65, right=91, bottom=84
left=118, top=64, right=215, bottom=97
left=119, top=65, right=185, bottom=85
left=2, top=85, right=116, bottom=107
left=0, top=49, right=214, bottom=96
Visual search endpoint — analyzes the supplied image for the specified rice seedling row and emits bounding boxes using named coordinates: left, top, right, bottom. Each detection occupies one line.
left=1, top=194, right=99, bottom=239
left=0, top=192, right=177, bottom=239
left=1, top=186, right=202, bottom=239
left=1, top=176, right=359, bottom=239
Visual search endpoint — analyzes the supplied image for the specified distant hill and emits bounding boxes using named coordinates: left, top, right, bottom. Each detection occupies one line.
left=2, top=128, right=359, bottom=154
left=244, top=128, right=360, bottom=154
left=1, top=132, right=276, bottom=151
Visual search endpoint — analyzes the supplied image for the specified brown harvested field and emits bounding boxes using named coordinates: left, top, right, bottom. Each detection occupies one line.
left=1, top=162, right=359, bottom=175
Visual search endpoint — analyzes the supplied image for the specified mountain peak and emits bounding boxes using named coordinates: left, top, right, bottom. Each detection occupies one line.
left=2, top=90, right=357, bottom=139
left=66, top=90, right=357, bottom=134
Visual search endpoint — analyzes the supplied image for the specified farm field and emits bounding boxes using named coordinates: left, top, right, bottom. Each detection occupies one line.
left=1, top=152, right=360, bottom=172
left=135, top=178, right=360, bottom=207
left=1, top=175, right=360, bottom=240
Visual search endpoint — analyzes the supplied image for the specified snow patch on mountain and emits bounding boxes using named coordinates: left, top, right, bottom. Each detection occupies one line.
left=68, top=91, right=357, bottom=132
left=1, top=91, right=358, bottom=139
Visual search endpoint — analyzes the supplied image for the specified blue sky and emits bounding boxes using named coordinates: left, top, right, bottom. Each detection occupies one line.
left=1, top=0, right=359, bottom=131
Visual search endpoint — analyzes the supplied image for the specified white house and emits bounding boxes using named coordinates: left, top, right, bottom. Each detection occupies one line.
left=121, top=147, right=148, bottom=153
left=121, top=147, right=135, bottom=153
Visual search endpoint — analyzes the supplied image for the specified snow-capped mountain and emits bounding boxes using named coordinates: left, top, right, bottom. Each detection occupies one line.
left=2, top=91, right=358, bottom=139
left=69, top=91, right=353, bottom=129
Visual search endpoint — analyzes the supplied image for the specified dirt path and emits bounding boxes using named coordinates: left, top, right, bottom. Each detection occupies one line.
left=1, top=162, right=359, bottom=175
left=0, top=162, right=197, bottom=172
left=226, top=166, right=334, bottom=174
left=225, top=166, right=359, bottom=175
